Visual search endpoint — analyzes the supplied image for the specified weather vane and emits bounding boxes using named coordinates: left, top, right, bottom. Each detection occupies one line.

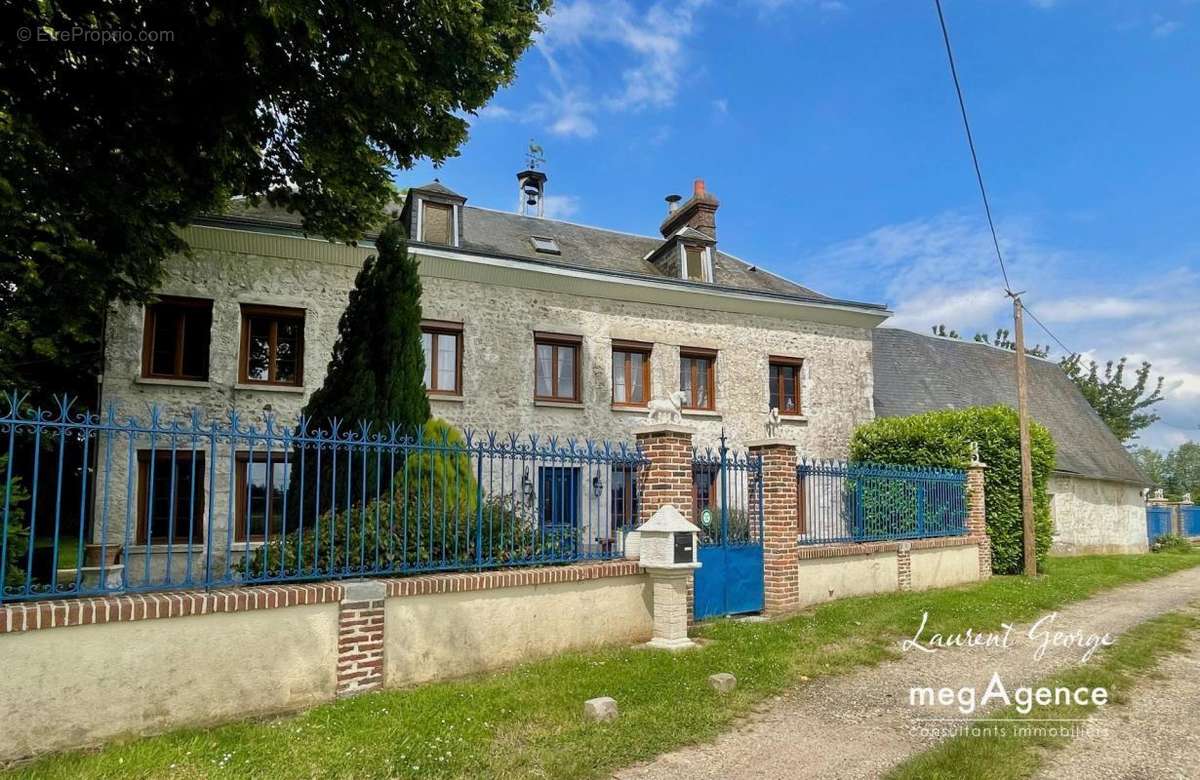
left=525, top=139, right=545, bottom=171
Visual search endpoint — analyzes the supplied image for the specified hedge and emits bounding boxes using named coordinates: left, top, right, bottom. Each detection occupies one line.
left=849, top=405, right=1056, bottom=574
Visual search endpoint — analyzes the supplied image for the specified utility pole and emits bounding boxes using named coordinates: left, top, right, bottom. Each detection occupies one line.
left=1010, top=292, right=1038, bottom=576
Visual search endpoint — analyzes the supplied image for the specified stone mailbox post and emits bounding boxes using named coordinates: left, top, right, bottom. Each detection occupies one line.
left=637, top=504, right=701, bottom=651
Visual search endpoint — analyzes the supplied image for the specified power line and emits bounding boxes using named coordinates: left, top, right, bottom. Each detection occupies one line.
left=1022, top=303, right=1077, bottom=357
left=933, top=0, right=1013, bottom=294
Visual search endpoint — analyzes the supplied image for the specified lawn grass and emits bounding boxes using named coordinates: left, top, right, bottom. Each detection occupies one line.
left=887, top=609, right=1200, bottom=780
left=9, top=553, right=1200, bottom=780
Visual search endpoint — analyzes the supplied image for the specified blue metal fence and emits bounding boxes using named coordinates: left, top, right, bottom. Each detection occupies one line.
left=691, top=441, right=763, bottom=547
left=795, top=461, right=968, bottom=545
left=692, top=437, right=765, bottom=619
left=1146, top=505, right=1175, bottom=542
left=1182, top=505, right=1200, bottom=538
left=0, top=394, right=647, bottom=602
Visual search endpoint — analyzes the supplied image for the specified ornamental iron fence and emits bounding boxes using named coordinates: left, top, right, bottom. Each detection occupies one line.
left=691, top=439, right=763, bottom=547
left=795, top=461, right=968, bottom=545
left=0, top=393, right=647, bottom=602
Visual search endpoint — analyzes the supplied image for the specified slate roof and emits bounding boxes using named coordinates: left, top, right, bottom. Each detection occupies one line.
left=204, top=194, right=887, bottom=310
left=872, top=328, right=1150, bottom=486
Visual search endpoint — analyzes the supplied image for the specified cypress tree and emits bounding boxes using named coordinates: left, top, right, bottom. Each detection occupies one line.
left=286, top=221, right=431, bottom=525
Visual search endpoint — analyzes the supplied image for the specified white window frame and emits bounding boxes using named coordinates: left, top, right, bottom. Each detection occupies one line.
left=678, top=244, right=714, bottom=283
left=415, top=197, right=460, bottom=248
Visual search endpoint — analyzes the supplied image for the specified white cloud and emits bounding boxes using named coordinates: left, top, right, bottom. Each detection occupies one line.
left=805, top=213, right=1200, bottom=450
left=1035, top=296, right=1149, bottom=323
left=490, top=0, right=713, bottom=139
left=541, top=88, right=598, bottom=138
left=475, top=105, right=515, bottom=120
left=712, top=98, right=729, bottom=114
left=542, top=194, right=581, bottom=220
left=1152, top=16, right=1182, bottom=38
left=747, top=0, right=847, bottom=12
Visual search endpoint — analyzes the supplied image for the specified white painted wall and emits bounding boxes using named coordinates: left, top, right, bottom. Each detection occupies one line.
left=1049, top=474, right=1147, bottom=555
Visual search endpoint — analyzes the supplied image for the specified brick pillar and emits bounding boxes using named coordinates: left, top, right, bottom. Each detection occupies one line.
left=897, top=542, right=913, bottom=591
left=966, top=462, right=992, bottom=579
left=635, top=425, right=696, bottom=525
left=748, top=440, right=799, bottom=615
left=336, top=580, right=386, bottom=697
left=634, top=424, right=697, bottom=622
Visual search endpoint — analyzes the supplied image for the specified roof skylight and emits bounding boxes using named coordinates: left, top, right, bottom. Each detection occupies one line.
left=530, top=236, right=561, bottom=255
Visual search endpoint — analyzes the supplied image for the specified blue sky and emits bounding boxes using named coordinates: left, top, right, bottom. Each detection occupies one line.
left=398, top=0, right=1200, bottom=451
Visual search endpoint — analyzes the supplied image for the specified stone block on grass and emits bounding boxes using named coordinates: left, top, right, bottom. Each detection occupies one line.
left=708, top=673, right=737, bottom=693
left=583, top=696, right=619, bottom=722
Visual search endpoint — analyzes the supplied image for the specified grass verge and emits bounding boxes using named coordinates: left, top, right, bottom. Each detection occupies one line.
left=9, top=553, right=1200, bottom=780
left=887, top=609, right=1200, bottom=780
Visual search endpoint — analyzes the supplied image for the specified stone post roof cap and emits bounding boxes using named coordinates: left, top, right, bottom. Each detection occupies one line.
left=637, top=504, right=702, bottom=534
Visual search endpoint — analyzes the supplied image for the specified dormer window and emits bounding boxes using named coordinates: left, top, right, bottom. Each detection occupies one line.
left=681, top=244, right=713, bottom=283
left=402, top=181, right=466, bottom=247
left=530, top=236, right=560, bottom=255
left=421, top=202, right=454, bottom=245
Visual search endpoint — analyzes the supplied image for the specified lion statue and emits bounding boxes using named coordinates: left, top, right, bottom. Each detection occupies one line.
left=646, top=390, right=686, bottom=425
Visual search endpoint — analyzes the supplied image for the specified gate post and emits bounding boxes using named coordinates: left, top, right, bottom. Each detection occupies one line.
left=966, top=458, right=992, bottom=579
left=634, top=424, right=697, bottom=525
left=634, top=424, right=698, bottom=621
left=748, top=439, right=799, bottom=616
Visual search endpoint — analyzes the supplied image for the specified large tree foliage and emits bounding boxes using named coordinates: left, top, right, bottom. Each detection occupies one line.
left=1135, top=443, right=1200, bottom=500
left=931, top=323, right=1165, bottom=443
left=287, top=222, right=430, bottom=518
left=0, top=0, right=550, bottom=399
left=1059, top=355, right=1164, bottom=444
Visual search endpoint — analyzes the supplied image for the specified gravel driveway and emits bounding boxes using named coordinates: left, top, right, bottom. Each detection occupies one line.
left=1034, top=627, right=1200, bottom=780
left=616, top=566, right=1200, bottom=780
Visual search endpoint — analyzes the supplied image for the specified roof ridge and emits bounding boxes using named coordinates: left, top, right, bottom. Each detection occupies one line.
left=465, top=204, right=666, bottom=243
left=883, top=327, right=1058, bottom=364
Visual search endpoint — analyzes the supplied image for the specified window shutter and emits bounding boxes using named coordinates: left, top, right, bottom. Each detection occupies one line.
left=422, top=202, right=453, bottom=245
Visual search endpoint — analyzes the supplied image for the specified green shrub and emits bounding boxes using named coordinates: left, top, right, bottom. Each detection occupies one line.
left=238, top=420, right=574, bottom=579
left=849, top=405, right=1056, bottom=574
left=1150, top=533, right=1193, bottom=554
left=1, top=456, right=30, bottom=588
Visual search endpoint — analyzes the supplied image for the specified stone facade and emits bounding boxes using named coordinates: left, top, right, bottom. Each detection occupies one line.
left=96, top=224, right=878, bottom=559
left=1049, top=474, right=1147, bottom=555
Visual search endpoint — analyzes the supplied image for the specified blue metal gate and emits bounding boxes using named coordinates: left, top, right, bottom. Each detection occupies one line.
left=1182, top=505, right=1200, bottom=538
left=1147, top=505, right=1174, bottom=543
left=692, top=435, right=764, bottom=620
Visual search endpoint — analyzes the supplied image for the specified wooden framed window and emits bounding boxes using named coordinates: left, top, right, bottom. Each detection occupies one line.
left=769, top=357, right=804, bottom=415
left=679, top=348, right=716, bottom=410
left=136, top=451, right=205, bottom=545
left=421, top=320, right=463, bottom=395
left=684, top=245, right=709, bottom=282
left=611, top=340, right=652, bottom=407
left=534, top=332, right=582, bottom=403
left=421, top=202, right=453, bottom=245
left=609, top=460, right=638, bottom=528
left=141, top=297, right=212, bottom=380
left=610, top=464, right=640, bottom=531
left=234, top=452, right=291, bottom=542
left=239, top=305, right=305, bottom=386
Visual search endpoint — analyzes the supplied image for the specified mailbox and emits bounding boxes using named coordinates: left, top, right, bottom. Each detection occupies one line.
left=635, top=505, right=701, bottom=570
left=673, top=532, right=695, bottom=564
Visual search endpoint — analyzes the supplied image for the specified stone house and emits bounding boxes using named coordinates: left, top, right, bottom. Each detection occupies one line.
left=871, top=328, right=1151, bottom=554
left=97, top=173, right=889, bottom=574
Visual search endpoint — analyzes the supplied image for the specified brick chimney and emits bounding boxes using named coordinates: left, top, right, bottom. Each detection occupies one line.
left=660, top=178, right=719, bottom=241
